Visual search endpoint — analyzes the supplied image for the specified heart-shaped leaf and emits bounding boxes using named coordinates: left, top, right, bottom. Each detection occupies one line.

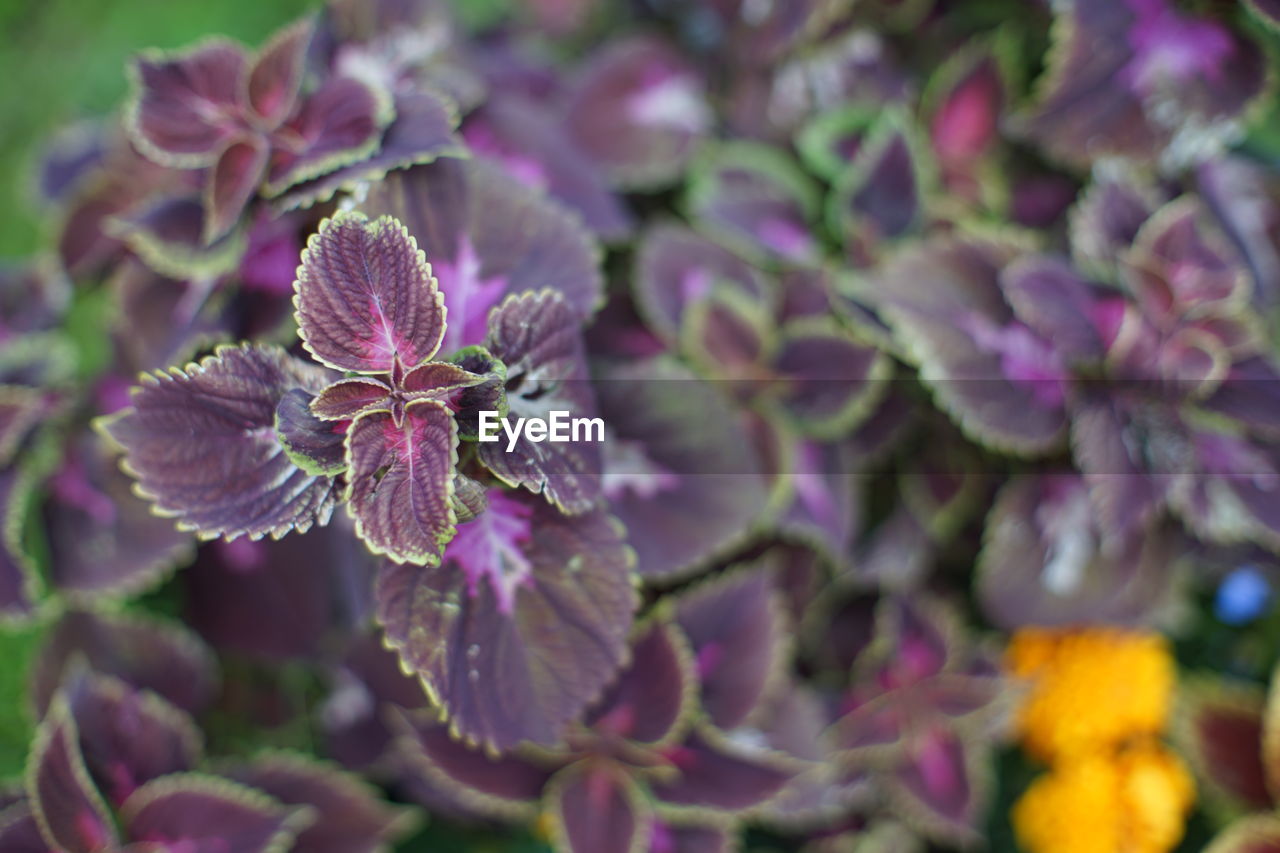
left=294, top=210, right=445, bottom=374
left=376, top=491, right=636, bottom=752
left=99, top=343, right=339, bottom=541
left=345, top=399, right=458, bottom=565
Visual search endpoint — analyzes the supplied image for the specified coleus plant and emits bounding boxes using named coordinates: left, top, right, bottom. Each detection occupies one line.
left=100, top=203, right=635, bottom=751
left=1, top=659, right=414, bottom=852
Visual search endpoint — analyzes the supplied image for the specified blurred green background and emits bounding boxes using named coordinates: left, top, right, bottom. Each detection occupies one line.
left=0, top=0, right=316, bottom=259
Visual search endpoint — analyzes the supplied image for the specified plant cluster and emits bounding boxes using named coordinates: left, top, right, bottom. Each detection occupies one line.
left=3, top=0, right=1280, bottom=851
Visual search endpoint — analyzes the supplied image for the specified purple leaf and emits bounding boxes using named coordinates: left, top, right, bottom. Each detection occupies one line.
left=0, top=804, right=53, bottom=853
left=649, top=821, right=736, bottom=853
left=394, top=712, right=559, bottom=819
left=99, top=343, right=339, bottom=541
left=310, top=378, right=392, bottom=421
left=674, top=565, right=786, bottom=731
left=35, top=121, right=107, bottom=206
left=563, top=37, right=710, bottom=188
left=886, top=727, right=986, bottom=845
left=688, top=143, right=820, bottom=265
left=587, top=621, right=696, bottom=746
left=1017, top=0, right=1267, bottom=168
left=274, top=388, right=348, bottom=476
left=878, top=238, right=1068, bottom=454
left=1068, top=179, right=1157, bottom=280
left=120, top=773, right=311, bottom=852
left=222, top=752, right=418, bottom=853
left=183, top=524, right=371, bottom=661
left=1177, top=676, right=1272, bottom=814
left=275, top=91, right=465, bottom=212
left=247, top=19, right=312, bottom=129
left=632, top=224, right=772, bottom=347
left=263, top=76, right=393, bottom=195
left=44, top=437, right=194, bottom=601
left=32, top=609, right=217, bottom=717
left=1000, top=256, right=1108, bottom=364
left=650, top=726, right=796, bottom=814
left=204, top=136, right=269, bottom=244
left=464, top=97, right=632, bottom=241
left=769, top=319, right=888, bottom=439
left=294, top=210, right=445, bottom=374
left=26, top=698, right=119, bottom=853
left=976, top=475, right=1181, bottom=629
left=479, top=290, right=602, bottom=514
left=362, top=159, right=604, bottom=354
left=830, top=117, right=926, bottom=251
left=548, top=762, right=649, bottom=853
left=345, top=400, right=457, bottom=565
left=376, top=492, right=636, bottom=752
left=61, top=670, right=201, bottom=809
left=127, top=39, right=248, bottom=167
left=108, top=195, right=246, bottom=281
left=597, top=357, right=770, bottom=580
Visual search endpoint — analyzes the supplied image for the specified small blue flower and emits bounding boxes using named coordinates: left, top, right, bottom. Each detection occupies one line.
left=1216, top=565, right=1272, bottom=626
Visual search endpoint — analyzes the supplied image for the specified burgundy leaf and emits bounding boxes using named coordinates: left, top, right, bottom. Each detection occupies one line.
left=376, top=492, right=636, bottom=752
left=999, top=256, right=1107, bottom=364
left=44, top=438, right=194, bottom=602
left=1017, top=0, right=1267, bottom=168
left=464, top=97, right=632, bottom=241
left=204, top=136, right=269, bottom=244
left=127, top=40, right=249, bottom=167
left=548, top=762, right=649, bottom=853
left=264, top=76, right=392, bottom=194
left=674, top=565, right=786, bottom=731
left=632, top=223, right=772, bottom=347
left=1068, top=179, right=1157, bottom=279
left=649, top=821, right=736, bottom=853
left=597, top=357, right=770, bottom=580
left=877, top=238, right=1067, bottom=454
left=886, top=727, right=985, bottom=845
left=310, top=378, right=392, bottom=421
left=688, top=143, right=820, bottom=265
left=976, top=475, right=1180, bottom=629
left=769, top=319, right=887, bottom=439
left=120, top=773, right=310, bottom=852
left=587, top=621, right=695, bottom=746
left=1177, top=677, right=1271, bottom=813
left=362, top=159, right=603, bottom=354
left=274, top=388, right=348, bottom=476
left=32, top=609, right=217, bottom=717
left=479, top=290, right=602, bottom=513
left=26, top=698, right=119, bottom=853
left=563, top=37, right=710, bottom=188
left=108, top=195, right=246, bottom=281
left=99, top=343, right=339, bottom=541
left=394, top=712, right=559, bottom=819
left=650, top=727, right=796, bottom=814
left=222, top=752, right=418, bottom=853
left=0, top=804, right=52, bottom=853
left=929, top=52, right=1003, bottom=168
left=275, top=91, right=465, bottom=212
left=345, top=399, right=457, bottom=564
left=402, top=362, right=487, bottom=398
left=294, top=210, right=445, bottom=374
left=61, top=670, right=202, bottom=809
left=247, top=19, right=312, bottom=129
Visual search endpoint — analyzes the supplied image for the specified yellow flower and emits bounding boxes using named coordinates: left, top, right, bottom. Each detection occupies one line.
left=1012, top=740, right=1195, bottom=853
left=1006, top=627, right=1175, bottom=763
